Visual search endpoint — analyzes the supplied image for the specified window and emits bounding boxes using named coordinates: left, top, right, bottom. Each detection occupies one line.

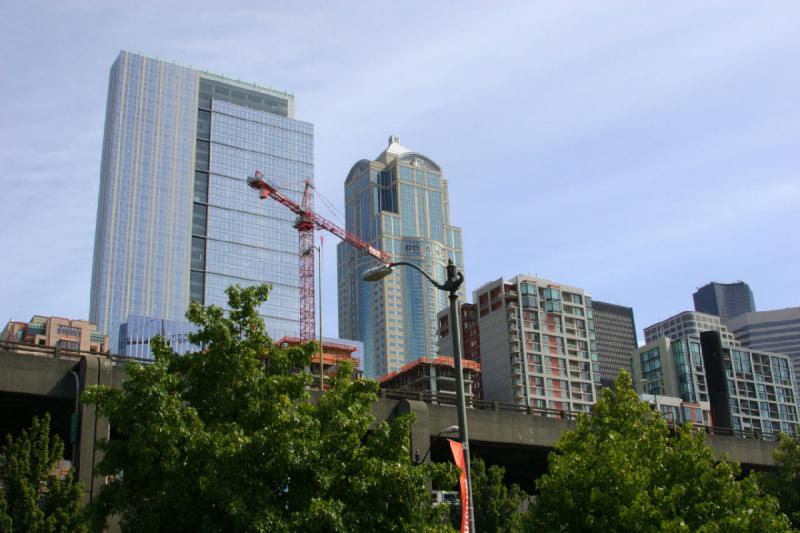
left=56, top=325, right=81, bottom=337
left=541, top=288, right=561, bottom=300
left=194, top=171, right=209, bottom=203
left=731, top=350, right=753, bottom=376
left=57, top=340, right=79, bottom=350
left=191, top=237, right=206, bottom=270
left=195, top=140, right=210, bottom=171
left=197, top=109, right=211, bottom=139
left=190, top=271, right=205, bottom=303
left=544, top=300, right=562, bottom=313
left=192, top=204, right=207, bottom=236
left=640, top=347, right=662, bottom=394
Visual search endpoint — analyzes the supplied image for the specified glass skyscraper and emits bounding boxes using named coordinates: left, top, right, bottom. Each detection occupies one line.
left=337, top=136, right=464, bottom=378
left=693, top=281, right=755, bottom=321
left=90, top=51, right=312, bottom=354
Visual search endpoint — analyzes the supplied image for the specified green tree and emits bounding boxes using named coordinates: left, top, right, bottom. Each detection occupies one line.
left=0, top=414, right=88, bottom=533
left=527, top=371, right=791, bottom=532
left=762, top=433, right=800, bottom=527
left=84, top=284, right=454, bottom=532
left=470, top=457, right=527, bottom=533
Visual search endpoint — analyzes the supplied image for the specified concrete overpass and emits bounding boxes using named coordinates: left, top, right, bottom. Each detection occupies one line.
left=0, top=344, right=781, bottom=498
left=376, top=391, right=779, bottom=491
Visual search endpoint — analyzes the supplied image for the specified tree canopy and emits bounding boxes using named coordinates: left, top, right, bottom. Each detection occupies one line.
left=470, top=456, right=526, bottom=533
left=527, top=371, right=791, bottom=532
left=762, top=433, right=800, bottom=528
left=0, top=413, right=88, bottom=533
left=83, top=284, right=454, bottom=532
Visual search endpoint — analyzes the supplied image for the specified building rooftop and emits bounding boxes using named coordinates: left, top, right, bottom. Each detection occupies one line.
left=120, top=50, right=294, bottom=98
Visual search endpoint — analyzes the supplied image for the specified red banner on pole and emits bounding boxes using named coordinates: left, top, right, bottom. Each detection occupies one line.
left=448, top=439, right=470, bottom=533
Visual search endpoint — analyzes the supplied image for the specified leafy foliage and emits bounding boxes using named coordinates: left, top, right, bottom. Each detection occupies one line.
left=83, top=284, right=454, bottom=532
left=0, top=413, right=88, bottom=533
left=762, top=433, right=800, bottom=527
left=470, top=457, right=526, bottom=533
left=526, top=371, right=791, bottom=532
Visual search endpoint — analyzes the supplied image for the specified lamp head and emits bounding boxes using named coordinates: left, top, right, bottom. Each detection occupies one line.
left=363, top=265, right=394, bottom=282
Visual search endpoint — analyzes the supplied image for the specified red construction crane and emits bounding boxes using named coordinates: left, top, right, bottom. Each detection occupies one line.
left=247, top=170, right=391, bottom=341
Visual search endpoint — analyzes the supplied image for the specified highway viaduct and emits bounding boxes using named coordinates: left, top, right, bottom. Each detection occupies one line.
left=0, top=345, right=780, bottom=499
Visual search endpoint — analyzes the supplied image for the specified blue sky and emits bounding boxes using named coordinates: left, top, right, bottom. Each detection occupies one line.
left=1, top=1, right=798, bottom=342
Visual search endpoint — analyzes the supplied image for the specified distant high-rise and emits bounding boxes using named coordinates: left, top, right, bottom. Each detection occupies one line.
left=90, top=51, right=313, bottom=351
left=726, top=307, right=800, bottom=397
left=644, top=310, right=740, bottom=346
left=337, top=136, right=465, bottom=378
left=693, top=281, right=755, bottom=321
left=591, top=301, right=638, bottom=388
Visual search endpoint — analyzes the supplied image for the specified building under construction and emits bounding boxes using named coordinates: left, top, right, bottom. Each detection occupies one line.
left=379, top=356, right=481, bottom=402
left=277, top=336, right=363, bottom=389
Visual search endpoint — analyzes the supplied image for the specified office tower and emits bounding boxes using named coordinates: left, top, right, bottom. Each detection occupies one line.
left=90, top=51, right=312, bottom=352
left=337, top=136, right=464, bottom=378
left=644, top=311, right=740, bottom=346
left=693, top=281, right=755, bottom=321
left=591, top=301, right=638, bottom=388
left=700, top=331, right=798, bottom=436
left=469, top=275, right=600, bottom=413
left=726, top=307, right=800, bottom=396
left=1, top=315, right=108, bottom=353
left=118, top=314, right=197, bottom=358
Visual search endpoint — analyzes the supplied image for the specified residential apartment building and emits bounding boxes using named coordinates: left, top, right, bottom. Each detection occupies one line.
left=644, top=311, right=739, bottom=346
left=337, top=136, right=464, bottom=378
left=438, top=302, right=482, bottom=396
left=693, top=281, right=755, bottom=321
left=470, top=275, right=600, bottom=413
left=638, top=393, right=712, bottom=429
left=700, top=331, right=798, bottom=436
left=632, top=336, right=711, bottom=409
left=725, top=307, right=800, bottom=396
left=591, top=300, right=638, bottom=388
left=438, top=303, right=481, bottom=361
left=1, top=316, right=108, bottom=353
left=90, top=51, right=312, bottom=351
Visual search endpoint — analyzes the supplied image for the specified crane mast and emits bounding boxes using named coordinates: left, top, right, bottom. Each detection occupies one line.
left=247, top=171, right=391, bottom=341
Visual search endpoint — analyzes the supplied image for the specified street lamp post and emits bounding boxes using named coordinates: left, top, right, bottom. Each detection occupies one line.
left=363, top=258, right=475, bottom=533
